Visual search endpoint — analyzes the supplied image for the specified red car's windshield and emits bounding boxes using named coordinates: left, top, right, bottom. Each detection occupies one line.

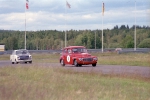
left=72, top=48, right=87, bottom=53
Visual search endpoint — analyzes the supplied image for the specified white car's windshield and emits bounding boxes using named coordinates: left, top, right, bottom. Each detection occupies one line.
left=72, top=48, right=87, bottom=53
left=16, top=50, right=29, bottom=55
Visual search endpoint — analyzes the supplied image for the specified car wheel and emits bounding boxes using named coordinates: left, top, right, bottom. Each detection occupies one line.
left=29, top=61, right=32, bottom=64
left=78, top=64, right=82, bottom=67
left=92, top=63, right=96, bottom=67
left=12, top=62, right=14, bottom=64
left=74, top=60, right=78, bottom=67
left=60, top=59, right=65, bottom=66
left=15, top=59, right=18, bottom=64
left=25, top=62, right=27, bottom=64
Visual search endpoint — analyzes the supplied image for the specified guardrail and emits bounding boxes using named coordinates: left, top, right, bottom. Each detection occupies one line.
left=0, top=48, right=150, bottom=55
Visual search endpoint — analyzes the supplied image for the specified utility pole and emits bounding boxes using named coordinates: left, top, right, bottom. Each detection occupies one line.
left=65, top=1, right=71, bottom=47
left=134, top=1, right=136, bottom=51
left=95, top=31, right=96, bottom=49
left=102, top=2, right=104, bottom=53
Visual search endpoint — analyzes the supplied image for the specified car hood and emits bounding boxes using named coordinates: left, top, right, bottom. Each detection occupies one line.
left=74, top=53, right=92, bottom=57
left=17, top=54, right=30, bottom=56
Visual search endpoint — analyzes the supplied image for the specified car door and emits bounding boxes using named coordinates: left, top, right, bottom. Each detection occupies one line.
left=63, top=49, right=68, bottom=64
left=67, top=49, right=73, bottom=65
left=11, top=51, right=15, bottom=62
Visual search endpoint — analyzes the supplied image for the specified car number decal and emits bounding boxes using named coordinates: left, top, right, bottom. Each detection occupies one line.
left=67, top=55, right=70, bottom=62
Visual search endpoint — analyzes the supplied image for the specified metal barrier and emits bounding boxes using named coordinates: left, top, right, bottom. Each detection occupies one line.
left=0, top=48, right=150, bottom=55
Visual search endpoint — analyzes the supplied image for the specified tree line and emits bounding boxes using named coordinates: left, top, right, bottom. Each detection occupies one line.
left=0, top=25, right=150, bottom=50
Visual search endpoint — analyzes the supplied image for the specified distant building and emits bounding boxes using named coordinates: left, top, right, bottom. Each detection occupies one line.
left=0, top=44, right=5, bottom=51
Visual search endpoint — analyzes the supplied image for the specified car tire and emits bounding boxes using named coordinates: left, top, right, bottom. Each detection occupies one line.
left=60, top=59, right=65, bottom=66
left=12, top=62, right=14, bottom=64
left=92, top=63, right=96, bottom=67
left=29, top=61, right=32, bottom=64
left=78, top=64, right=82, bottom=67
left=15, top=59, right=18, bottom=64
left=74, top=60, right=78, bottom=67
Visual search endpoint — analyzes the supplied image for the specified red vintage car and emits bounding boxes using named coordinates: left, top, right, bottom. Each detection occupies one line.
left=60, top=46, right=98, bottom=67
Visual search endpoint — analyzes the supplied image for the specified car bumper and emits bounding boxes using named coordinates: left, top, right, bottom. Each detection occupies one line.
left=17, top=59, right=32, bottom=62
left=77, top=60, right=97, bottom=65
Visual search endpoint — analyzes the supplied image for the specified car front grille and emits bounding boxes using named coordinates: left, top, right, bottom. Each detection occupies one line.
left=83, top=58, right=93, bottom=62
left=20, top=56, right=29, bottom=60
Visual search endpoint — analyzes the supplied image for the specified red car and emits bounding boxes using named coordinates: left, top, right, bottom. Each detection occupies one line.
left=60, top=46, right=98, bottom=67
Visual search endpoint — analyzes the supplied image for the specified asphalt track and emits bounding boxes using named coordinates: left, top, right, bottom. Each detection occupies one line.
left=0, top=60, right=150, bottom=78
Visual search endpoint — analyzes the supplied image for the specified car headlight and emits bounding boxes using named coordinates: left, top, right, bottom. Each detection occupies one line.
left=29, top=55, right=32, bottom=59
left=79, top=58, right=83, bottom=61
left=93, top=57, right=98, bottom=61
left=17, top=56, right=20, bottom=60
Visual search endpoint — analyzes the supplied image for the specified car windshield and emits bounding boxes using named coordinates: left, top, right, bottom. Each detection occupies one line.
left=72, top=48, right=87, bottom=53
left=16, top=50, right=29, bottom=55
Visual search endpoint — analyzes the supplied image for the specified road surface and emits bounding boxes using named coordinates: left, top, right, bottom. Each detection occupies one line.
left=0, top=60, right=150, bottom=78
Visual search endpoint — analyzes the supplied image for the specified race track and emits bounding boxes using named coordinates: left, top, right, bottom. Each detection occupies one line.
left=0, top=60, right=150, bottom=78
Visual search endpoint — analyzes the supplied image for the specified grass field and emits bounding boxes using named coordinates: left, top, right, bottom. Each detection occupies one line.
left=1, top=52, right=149, bottom=67
left=96, top=52, right=150, bottom=67
left=0, top=52, right=150, bottom=100
left=40, top=52, right=150, bottom=67
left=0, top=66, right=150, bottom=100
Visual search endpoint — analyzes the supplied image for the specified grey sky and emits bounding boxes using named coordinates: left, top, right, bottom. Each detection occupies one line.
left=0, top=0, right=149, bottom=31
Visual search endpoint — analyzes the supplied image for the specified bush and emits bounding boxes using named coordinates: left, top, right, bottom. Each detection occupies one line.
left=138, top=38, right=150, bottom=48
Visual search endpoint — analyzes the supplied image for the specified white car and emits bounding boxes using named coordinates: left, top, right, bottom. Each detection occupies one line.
left=10, top=49, right=32, bottom=64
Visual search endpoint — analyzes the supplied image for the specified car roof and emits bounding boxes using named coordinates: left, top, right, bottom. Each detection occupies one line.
left=14, top=49, right=27, bottom=51
left=64, top=46, right=85, bottom=49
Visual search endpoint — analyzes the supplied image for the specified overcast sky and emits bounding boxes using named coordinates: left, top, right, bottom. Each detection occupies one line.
left=0, top=0, right=150, bottom=31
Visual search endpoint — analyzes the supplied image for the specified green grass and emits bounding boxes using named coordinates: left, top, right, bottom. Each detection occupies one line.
left=0, top=53, right=150, bottom=100
left=0, top=66, right=150, bottom=100
left=31, top=52, right=150, bottom=67
left=32, top=53, right=60, bottom=63
left=0, top=54, right=9, bottom=60
left=1, top=52, right=150, bottom=67
left=96, top=52, right=150, bottom=67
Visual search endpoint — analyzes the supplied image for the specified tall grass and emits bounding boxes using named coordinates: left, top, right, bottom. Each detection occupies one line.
left=0, top=54, right=9, bottom=60
left=32, top=53, right=60, bottom=63
left=93, top=52, right=150, bottom=67
left=0, top=52, right=150, bottom=67
left=0, top=66, right=150, bottom=100
left=33, top=52, right=150, bottom=67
